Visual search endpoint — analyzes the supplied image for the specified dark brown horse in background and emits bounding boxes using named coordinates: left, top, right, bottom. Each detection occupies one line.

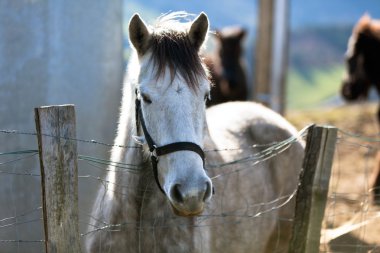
left=204, top=26, right=248, bottom=107
left=341, top=14, right=380, bottom=204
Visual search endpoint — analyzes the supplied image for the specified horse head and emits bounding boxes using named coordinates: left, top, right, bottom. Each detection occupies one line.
left=128, top=12, right=213, bottom=216
left=216, top=27, right=246, bottom=83
left=341, top=14, right=380, bottom=101
left=205, top=26, right=248, bottom=106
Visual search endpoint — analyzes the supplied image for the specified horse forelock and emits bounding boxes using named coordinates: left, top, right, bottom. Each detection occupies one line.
left=144, top=13, right=209, bottom=90
left=354, top=15, right=380, bottom=40
left=346, top=15, right=380, bottom=59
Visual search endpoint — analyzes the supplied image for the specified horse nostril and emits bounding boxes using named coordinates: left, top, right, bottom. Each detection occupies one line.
left=170, top=184, right=184, bottom=203
left=203, top=181, right=212, bottom=201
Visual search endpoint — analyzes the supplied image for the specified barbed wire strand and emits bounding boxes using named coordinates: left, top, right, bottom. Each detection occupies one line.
left=0, top=152, right=38, bottom=166
left=0, top=239, right=44, bottom=243
left=0, top=129, right=141, bottom=149
left=0, top=127, right=309, bottom=153
left=81, top=188, right=297, bottom=237
left=0, top=207, right=42, bottom=224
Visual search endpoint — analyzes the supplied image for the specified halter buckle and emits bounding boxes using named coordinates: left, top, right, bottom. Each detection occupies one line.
left=150, top=145, right=158, bottom=160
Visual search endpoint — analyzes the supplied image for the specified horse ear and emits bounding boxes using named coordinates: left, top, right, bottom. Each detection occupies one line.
left=129, top=13, right=151, bottom=55
left=359, top=13, right=371, bottom=23
left=188, top=12, right=209, bottom=50
left=355, top=13, right=371, bottom=33
left=237, top=28, right=247, bottom=40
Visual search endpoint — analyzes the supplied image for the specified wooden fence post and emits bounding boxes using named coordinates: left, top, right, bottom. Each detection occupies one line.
left=253, top=0, right=289, bottom=114
left=253, top=0, right=274, bottom=107
left=35, top=105, right=82, bottom=253
left=288, top=125, right=338, bottom=253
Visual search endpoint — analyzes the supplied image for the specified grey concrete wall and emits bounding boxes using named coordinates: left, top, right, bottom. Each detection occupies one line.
left=0, top=1, right=124, bottom=252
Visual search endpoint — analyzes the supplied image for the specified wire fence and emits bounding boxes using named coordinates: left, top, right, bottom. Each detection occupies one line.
left=0, top=145, right=44, bottom=253
left=1, top=125, right=380, bottom=252
left=319, top=129, right=380, bottom=253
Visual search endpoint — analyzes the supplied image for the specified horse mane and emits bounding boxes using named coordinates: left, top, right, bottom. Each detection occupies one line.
left=147, top=12, right=209, bottom=90
left=354, top=14, right=380, bottom=40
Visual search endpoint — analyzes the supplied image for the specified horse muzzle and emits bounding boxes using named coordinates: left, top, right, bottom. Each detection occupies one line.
left=168, top=179, right=212, bottom=216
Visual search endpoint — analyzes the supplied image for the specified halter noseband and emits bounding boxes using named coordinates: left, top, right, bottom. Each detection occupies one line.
left=135, top=96, right=206, bottom=195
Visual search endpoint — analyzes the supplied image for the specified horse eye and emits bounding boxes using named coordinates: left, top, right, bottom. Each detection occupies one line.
left=141, top=93, right=152, bottom=104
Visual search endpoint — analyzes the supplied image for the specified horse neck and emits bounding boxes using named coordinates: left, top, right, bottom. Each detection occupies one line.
left=221, top=56, right=242, bottom=69
left=359, top=33, right=380, bottom=83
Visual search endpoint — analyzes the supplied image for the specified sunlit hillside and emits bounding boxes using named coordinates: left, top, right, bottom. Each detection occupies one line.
left=286, top=25, right=351, bottom=110
left=286, top=65, right=345, bottom=110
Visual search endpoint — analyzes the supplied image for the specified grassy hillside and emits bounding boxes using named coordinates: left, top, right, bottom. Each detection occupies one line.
left=286, top=25, right=350, bottom=110
left=286, top=65, right=345, bottom=110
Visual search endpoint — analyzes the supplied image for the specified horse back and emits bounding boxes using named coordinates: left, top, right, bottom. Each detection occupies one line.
left=205, top=101, right=304, bottom=252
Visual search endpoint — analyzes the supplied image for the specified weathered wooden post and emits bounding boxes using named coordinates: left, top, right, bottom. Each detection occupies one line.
left=254, top=0, right=274, bottom=107
left=288, top=125, right=338, bottom=253
left=253, top=0, right=289, bottom=114
left=35, top=105, right=82, bottom=253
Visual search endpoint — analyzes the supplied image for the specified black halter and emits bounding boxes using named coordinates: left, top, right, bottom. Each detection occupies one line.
left=135, top=97, right=206, bottom=195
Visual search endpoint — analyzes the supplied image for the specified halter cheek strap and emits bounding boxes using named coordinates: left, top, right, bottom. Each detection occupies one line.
left=135, top=98, right=206, bottom=195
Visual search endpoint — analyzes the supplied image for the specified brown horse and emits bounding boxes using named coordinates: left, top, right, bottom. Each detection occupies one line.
left=341, top=14, right=380, bottom=204
left=204, top=26, right=248, bottom=107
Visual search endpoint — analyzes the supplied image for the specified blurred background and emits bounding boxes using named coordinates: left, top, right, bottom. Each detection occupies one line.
left=1, top=0, right=380, bottom=252
left=123, top=0, right=380, bottom=110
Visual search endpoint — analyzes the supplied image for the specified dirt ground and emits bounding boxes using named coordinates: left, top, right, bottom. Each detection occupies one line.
left=287, top=102, right=380, bottom=253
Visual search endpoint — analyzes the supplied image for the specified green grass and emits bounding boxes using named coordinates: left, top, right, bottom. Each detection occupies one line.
left=286, top=65, right=345, bottom=110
